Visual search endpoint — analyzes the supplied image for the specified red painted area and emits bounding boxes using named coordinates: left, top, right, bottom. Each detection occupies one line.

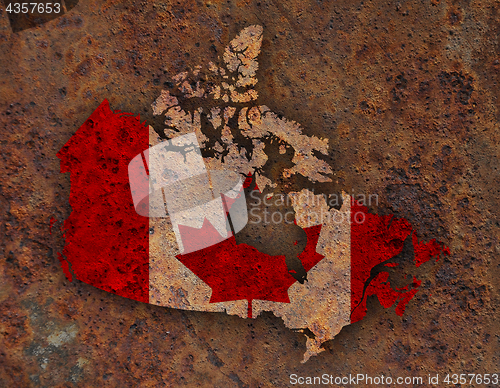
left=176, top=222, right=323, bottom=317
left=413, top=233, right=450, bottom=267
left=243, top=173, right=253, bottom=188
left=49, top=217, right=56, bottom=234
left=57, top=99, right=149, bottom=303
left=57, top=253, right=73, bottom=282
left=350, top=202, right=450, bottom=323
left=359, top=271, right=422, bottom=316
left=395, top=277, right=422, bottom=316
left=350, top=202, right=412, bottom=322
left=243, top=172, right=260, bottom=192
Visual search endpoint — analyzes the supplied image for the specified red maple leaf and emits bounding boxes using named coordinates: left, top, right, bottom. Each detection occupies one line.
left=176, top=221, right=324, bottom=318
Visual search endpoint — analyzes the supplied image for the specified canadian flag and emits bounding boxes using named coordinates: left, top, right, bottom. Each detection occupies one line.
left=57, top=99, right=449, bottom=360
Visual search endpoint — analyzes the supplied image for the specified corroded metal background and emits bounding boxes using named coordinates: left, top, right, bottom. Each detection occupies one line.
left=1, top=0, right=499, bottom=386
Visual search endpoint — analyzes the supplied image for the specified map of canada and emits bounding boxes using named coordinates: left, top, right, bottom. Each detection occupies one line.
left=56, top=26, right=450, bottom=362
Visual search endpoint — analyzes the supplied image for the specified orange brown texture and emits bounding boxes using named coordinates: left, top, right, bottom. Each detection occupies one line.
left=0, top=0, right=498, bottom=387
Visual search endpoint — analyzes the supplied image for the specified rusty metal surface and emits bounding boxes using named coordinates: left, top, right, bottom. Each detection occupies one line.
left=0, top=0, right=499, bottom=386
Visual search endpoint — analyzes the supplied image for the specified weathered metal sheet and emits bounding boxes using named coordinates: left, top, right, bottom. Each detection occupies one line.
left=1, top=0, right=498, bottom=386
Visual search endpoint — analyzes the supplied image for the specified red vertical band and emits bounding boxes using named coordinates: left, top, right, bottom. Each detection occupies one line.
left=57, top=100, right=149, bottom=303
left=350, top=201, right=449, bottom=323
